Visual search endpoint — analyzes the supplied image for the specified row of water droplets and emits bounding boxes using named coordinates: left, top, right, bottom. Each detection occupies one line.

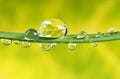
left=1, top=39, right=31, bottom=47
left=67, top=27, right=117, bottom=50
left=1, top=18, right=67, bottom=50
left=0, top=18, right=118, bottom=50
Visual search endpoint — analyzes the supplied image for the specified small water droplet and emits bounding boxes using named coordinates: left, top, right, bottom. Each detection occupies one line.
left=25, top=28, right=39, bottom=40
left=91, top=43, right=98, bottom=47
left=68, top=43, right=77, bottom=50
left=14, top=40, right=20, bottom=45
left=1, top=39, right=12, bottom=46
left=40, top=43, right=55, bottom=51
left=77, top=31, right=88, bottom=39
left=22, top=41, right=31, bottom=48
left=52, top=43, right=57, bottom=47
left=38, top=18, right=68, bottom=38
left=108, top=27, right=117, bottom=33
left=95, top=32, right=103, bottom=38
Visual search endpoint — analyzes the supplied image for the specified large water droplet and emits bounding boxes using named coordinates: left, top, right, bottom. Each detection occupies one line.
left=38, top=18, right=68, bottom=38
left=22, top=41, right=31, bottom=48
left=1, top=39, right=12, bottom=46
left=108, top=27, right=117, bottom=33
left=40, top=43, right=55, bottom=51
left=77, top=31, right=88, bottom=39
left=14, top=40, right=20, bottom=45
left=25, top=28, right=39, bottom=40
left=68, top=43, right=77, bottom=50
left=91, top=43, right=98, bottom=47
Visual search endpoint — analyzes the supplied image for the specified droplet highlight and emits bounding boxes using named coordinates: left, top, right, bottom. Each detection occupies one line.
left=22, top=41, right=31, bottom=48
left=77, top=31, right=88, bottom=39
left=38, top=18, right=68, bottom=38
left=68, top=43, right=77, bottom=50
left=1, top=39, right=12, bottom=46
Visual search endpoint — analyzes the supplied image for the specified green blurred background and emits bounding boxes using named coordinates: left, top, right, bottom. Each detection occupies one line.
left=0, top=0, right=120, bottom=79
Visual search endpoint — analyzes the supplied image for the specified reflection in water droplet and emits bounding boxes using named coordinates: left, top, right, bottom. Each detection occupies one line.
left=68, top=43, right=77, bottom=50
left=14, top=40, right=20, bottom=45
left=22, top=41, right=31, bottom=48
left=77, top=31, right=88, bottom=39
left=40, top=43, right=55, bottom=51
left=91, top=43, right=98, bottom=47
left=108, top=27, right=117, bottom=33
left=25, top=28, right=39, bottom=40
left=38, top=18, right=68, bottom=38
left=1, top=39, right=12, bottom=46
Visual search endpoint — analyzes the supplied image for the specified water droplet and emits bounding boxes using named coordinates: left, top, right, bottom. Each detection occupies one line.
left=91, top=43, right=98, bottom=47
left=108, top=27, right=117, bottom=33
left=25, top=28, right=39, bottom=40
left=77, top=31, right=88, bottom=39
left=1, top=39, right=12, bottom=46
left=14, top=40, right=20, bottom=45
left=95, top=32, right=103, bottom=38
left=40, top=43, right=55, bottom=51
left=38, top=18, right=68, bottom=38
left=52, top=43, right=57, bottom=47
left=68, top=43, right=77, bottom=50
left=22, top=41, right=31, bottom=48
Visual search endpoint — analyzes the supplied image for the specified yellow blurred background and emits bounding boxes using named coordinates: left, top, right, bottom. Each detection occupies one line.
left=0, top=0, right=120, bottom=79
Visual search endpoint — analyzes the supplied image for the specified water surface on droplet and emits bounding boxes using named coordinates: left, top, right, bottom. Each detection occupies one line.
left=95, top=32, right=102, bottom=38
left=14, top=40, right=20, bottom=45
left=40, top=43, right=55, bottom=51
left=91, top=43, right=98, bottom=47
left=108, top=27, right=117, bottom=33
left=77, top=31, right=88, bottom=39
left=25, top=28, right=39, bottom=40
left=68, top=43, right=77, bottom=50
left=22, top=41, right=31, bottom=48
left=1, top=39, right=12, bottom=46
left=38, top=18, right=68, bottom=38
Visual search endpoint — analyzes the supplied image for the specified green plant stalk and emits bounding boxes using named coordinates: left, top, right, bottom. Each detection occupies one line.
left=0, top=31, right=120, bottom=43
